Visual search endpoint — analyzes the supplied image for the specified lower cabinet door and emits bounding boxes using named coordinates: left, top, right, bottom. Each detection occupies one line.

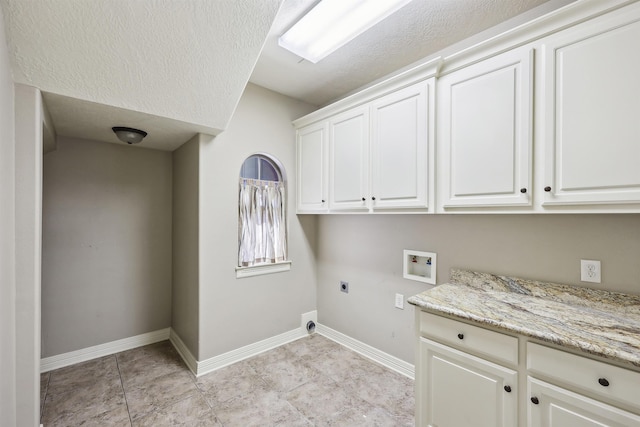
left=419, top=338, right=517, bottom=427
left=528, top=377, right=640, bottom=427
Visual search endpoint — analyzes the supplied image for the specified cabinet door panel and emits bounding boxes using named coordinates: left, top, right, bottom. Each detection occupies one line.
left=528, top=378, right=640, bottom=427
left=440, top=47, right=532, bottom=208
left=371, top=82, right=429, bottom=209
left=296, top=122, right=328, bottom=212
left=329, top=107, right=369, bottom=210
left=420, top=338, right=517, bottom=427
left=543, top=8, right=640, bottom=205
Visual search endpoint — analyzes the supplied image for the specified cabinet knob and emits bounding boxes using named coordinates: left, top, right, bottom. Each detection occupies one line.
left=544, top=186, right=552, bottom=192
left=321, top=200, right=325, bottom=203
left=520, top=188, right=527, bottom=194
left=372, top=196, right=376, bottom=201
left=457, top=333, right=464, bottom=340
left=598, top=378, right=610, bottom=387
left=362, top=197, right=366, bottom=201
left=504, top=385, right=512, bottom=393
left=531, top=396, right=539, bottom=405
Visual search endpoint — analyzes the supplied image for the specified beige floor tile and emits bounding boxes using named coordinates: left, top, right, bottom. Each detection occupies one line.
left=258, top=356, right=323, bottom=393
left=285, top=375, right=361, bottom=425
left=214, top=388, right=312, bottom=427
left=42, top=376, right=128, bottom=426
left=131, top=393, right=221, bottom=427
left=344, top=368, right=415, bottom=417
left=118, top=350, right=187, bottom=390
left=116, top=341, right=177, bottom=366
left=196, top=360, right=265, bottom=405
left=282, top=334, right=344, bottom=358
left=40, top=334, right=415, bottom=426
left=46, top=355, right=120, bottom=397
left=124, top=369, right=199, bottom=420
left=45, top=404, right=132, bottom=427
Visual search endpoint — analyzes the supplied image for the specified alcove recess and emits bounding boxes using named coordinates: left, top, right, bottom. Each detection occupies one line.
left=403, top=250, right=437, bottom=284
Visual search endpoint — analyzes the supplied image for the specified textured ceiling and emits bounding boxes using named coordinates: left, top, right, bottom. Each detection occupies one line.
left=1, top=0, right=282, bottom=149
left=250, top=0, right=575, bottom=107
left=0, top=0, right=576, bottom=151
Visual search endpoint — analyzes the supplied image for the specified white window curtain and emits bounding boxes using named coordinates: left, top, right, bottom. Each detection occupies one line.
left=238, top=178, right=287, bottom=267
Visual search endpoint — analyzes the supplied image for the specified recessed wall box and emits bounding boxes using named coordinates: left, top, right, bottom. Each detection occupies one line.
left=403, top=250, right=437, bottom=284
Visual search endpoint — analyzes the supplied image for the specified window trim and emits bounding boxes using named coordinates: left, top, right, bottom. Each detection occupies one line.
left=235, top=261, right=292, bottom=279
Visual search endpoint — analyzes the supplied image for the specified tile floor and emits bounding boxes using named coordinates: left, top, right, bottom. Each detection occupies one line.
left=40, top=334, right=415, bottom=426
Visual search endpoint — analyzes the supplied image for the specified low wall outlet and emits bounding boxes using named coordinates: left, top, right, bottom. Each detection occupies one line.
left=395, top=293, right=404, bottom=309
left=580, top=259, right=601, bottom=283
left=340, top=281, right=349, bottom=293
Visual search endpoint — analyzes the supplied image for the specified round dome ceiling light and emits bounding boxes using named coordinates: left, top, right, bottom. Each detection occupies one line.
left=112, top=126, right=148, bottom=145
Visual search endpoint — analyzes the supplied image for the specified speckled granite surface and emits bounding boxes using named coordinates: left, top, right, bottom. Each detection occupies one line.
left=408, top=269, right=640, bottom=368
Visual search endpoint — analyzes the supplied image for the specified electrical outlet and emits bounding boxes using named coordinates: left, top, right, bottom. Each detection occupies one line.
left=580, top=259, right=601, bottom=283
left=395, top=293, right=404, bottom=309
left=340, top=281, right=349, bottom=293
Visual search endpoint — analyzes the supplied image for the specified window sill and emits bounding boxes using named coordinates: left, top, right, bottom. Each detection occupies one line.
left=235, top=261, right=292, bottom=279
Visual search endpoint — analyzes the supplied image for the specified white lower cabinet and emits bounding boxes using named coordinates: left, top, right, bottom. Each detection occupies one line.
left=417, top=312, right=640, bottom=427
left=528, top=378, right=640, bottom=427
left=419, top=338, right=518, bottom=427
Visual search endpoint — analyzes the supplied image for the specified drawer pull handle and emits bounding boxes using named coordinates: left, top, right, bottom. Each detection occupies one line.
left=457, top=333, right=464, bottom=340
left=598, top=378, right=610, bottom=387
left=504, top=385, right=512, bottom=393
left=531, top=397, right=539, bottom=405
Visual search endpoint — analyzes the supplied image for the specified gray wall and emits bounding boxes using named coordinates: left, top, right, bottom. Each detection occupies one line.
left=172, top=135, right=201, bottom=357
left=0, top=5, right=16, bottom=424
left=198, top=84, right=318, bottom=360
left=317, top=214, right=640, bottom=364
left=41, top=137, right=173, bottom=357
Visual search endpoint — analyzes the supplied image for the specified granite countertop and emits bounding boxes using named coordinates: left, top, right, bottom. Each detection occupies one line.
left=408, top=269, right=640, bottom=369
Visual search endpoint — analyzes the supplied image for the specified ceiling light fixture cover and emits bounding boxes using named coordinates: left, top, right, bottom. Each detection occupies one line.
left=278, top=0, right=413, bottom=63
left=112, top=127, right=148, bottom=145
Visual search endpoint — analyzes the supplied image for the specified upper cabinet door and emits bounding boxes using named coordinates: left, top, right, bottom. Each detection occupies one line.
left=329, top=106, right=370, bottom=211
left=296, top=121, right=328, bottom=213
left=370, top=81, right=431, bottom=210
left=542, top=6, right=640, bottom=206
left=439, top=47, right=533, bottom=208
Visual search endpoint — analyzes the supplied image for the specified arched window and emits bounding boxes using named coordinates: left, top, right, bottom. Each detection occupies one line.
left=237, top=154, right=289, bottom=276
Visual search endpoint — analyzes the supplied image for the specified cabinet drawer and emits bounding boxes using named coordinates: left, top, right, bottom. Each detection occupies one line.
left=420, top=311, right=518, bottom=366
left=528, top=342, right=640, bottom=411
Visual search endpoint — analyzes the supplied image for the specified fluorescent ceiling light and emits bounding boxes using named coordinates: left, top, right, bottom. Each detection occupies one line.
left=279, top=0, right=413, bottom=64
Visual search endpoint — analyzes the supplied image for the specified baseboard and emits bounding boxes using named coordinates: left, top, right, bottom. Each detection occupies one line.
left=193, top=327, right=308, bottom=377
left=40, top=328, right=170, bottom=373
left=316, top=324, right=415, bottom=379
left=168, top=328, right=198, bottom=375
left=39, top=323, right=413, bottom=381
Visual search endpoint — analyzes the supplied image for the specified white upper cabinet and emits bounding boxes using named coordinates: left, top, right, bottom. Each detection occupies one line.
left=329, top=106, right=370, bottom=211
left=295, top=78, right=434, bottom=214
left=294, top=1, right=640, bottom=214
left=370, top=81, right=431, bottom=210
left=542, top=6, right=640, bottom=207
left=439, top=47, right=533, bottom=208
left=296, top=121, right=328, bottom=213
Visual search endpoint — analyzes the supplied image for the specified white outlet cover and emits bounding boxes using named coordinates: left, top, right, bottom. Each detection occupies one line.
left=580, top=259, right=601, bottom=283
